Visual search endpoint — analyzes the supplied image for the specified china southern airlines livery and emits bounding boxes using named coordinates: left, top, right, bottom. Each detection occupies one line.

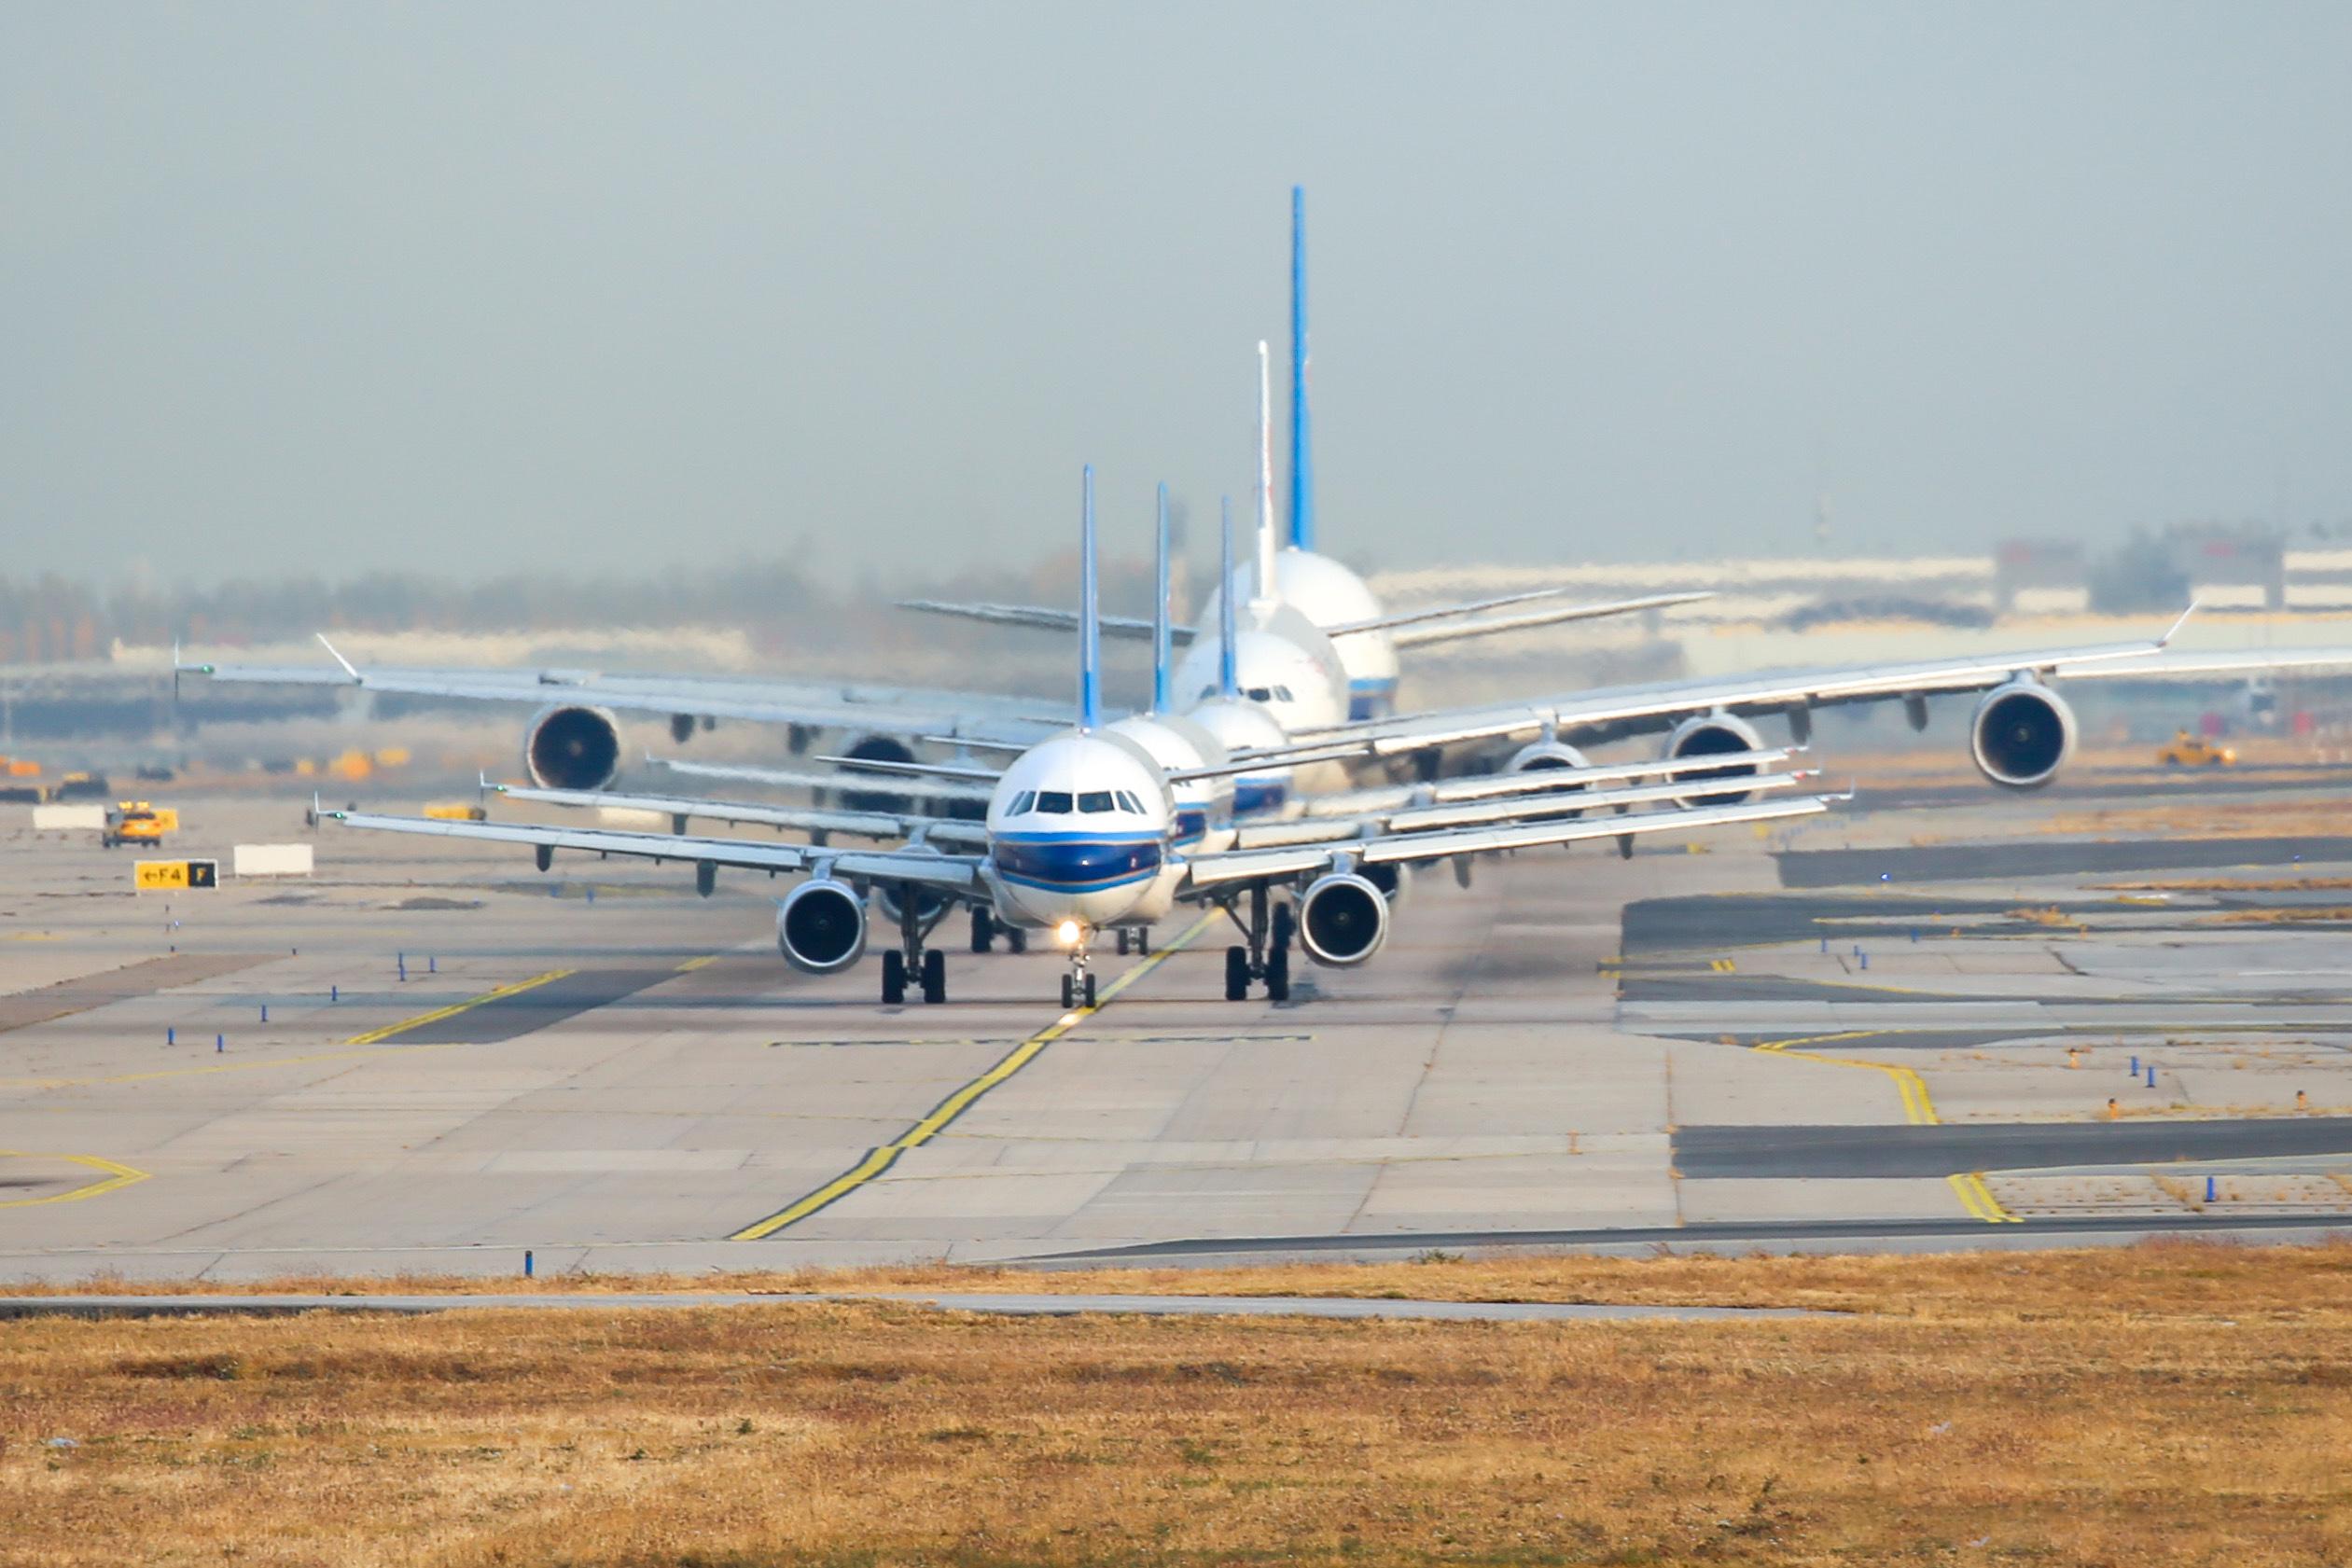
left=188, top=187, right=2352, bottom=798
left=323, top=468, right=1840, bottom=1007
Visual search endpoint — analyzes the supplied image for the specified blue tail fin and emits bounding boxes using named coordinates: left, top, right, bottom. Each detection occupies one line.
left=1218, top=495, right=1238, bottom=699
left=1287, top=185, right=1315, bottom=552
left=1152, top=482, right=1172, bottom=715
left=1079, top=465, right=1102, bottom=730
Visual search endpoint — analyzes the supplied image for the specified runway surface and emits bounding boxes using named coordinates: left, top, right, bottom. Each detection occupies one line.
left=5, top=772, right=2352, bottom=1283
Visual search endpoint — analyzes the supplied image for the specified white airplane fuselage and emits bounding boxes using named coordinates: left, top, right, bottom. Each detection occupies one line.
left=980, top=731, right=1184, bottom=934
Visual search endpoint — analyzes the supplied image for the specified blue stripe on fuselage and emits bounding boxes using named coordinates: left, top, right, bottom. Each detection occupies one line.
left=1233, top=778, right=1288, bottom=815
left=993, top=830, right=1164, bottom=892
left=1347, top=676, right=1399, bottom=722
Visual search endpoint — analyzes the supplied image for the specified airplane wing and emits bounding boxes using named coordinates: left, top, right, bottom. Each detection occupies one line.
left=179, top=638, right=1072, bottom=737
left=1183, top=793, right=1838, bottom=892
left=482, top=780, right=990, bottom=847
left=1282, top=607, right=2337, bottom=759
left=892, top=601, right=1181, bottom=644
left=647, top=756, right=1002, bottom=804
left=1335, top=590, right=1713, bottom=646
left=317, top=806, right=985, bottom=892
left=1231, top=767, right=1818, bottom=849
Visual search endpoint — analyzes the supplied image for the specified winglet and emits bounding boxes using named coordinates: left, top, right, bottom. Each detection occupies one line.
left=2158, top=600, right=2200, bottom=648
left=1218, top=496, right=1239, bottom=699
left=1079, top=465, right=1102, bottom=731
left=315, top=632, right=361, bottom=683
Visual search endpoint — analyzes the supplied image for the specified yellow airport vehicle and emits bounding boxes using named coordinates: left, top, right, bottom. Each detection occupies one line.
left=424, top=802, right=488, bottom=822
left=2158, top=730, right=2237, bottom=767
left=102, top=801, right=174, bottom=848
left=133, top=858, right=217, bottom=890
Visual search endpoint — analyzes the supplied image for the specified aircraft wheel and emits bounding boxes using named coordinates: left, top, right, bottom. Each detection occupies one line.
left=1007, top=928, right=1028, bottom=954
left=1134, top=928, right=1150, bottom=956
left=969, top=908, right=994, bottom=953
left=1061, top=972, right=1076, bottom=1010
left=881, top=951, right=907, bottom=1006
left=1083, top=972, right=1098, bottom=1008
left=1223, top=946, right=1249, bottom=1002
left=1115, top=928, right=1131, bottom=956
left=1272, top=903, right=1295, bottom=951
left=922, top=950, right=947, bottom=1004
left=1265, top=945, right=1291, bottom=1004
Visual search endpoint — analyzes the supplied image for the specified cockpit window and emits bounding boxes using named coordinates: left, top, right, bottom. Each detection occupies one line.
left=1035, top=790, right=1073, bottom=814
left=1274, top=685, right=1293, bottom=701
left=1114, top=790, right=1142, bottom=813
left=1009, top=790, right=1036, bottom=815
left=1246, top=687, right=1272, bottom=701
left=1078, top=790, right=1115, bottom=813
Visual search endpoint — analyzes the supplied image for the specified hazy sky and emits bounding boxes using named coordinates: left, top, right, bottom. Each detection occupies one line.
left=6, top=3, right=2349, bottom=586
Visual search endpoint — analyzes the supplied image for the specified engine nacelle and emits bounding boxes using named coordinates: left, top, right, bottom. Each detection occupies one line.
left=870, top=842, right=952, bottom=926
left=1505, top=740, right=1593, bottom=773
left=1358, top=861, right=1413, bottom=907
left=525, top=704, right=623, bottom=791
left=1969, top=678, right=2075, bottom=790
left=1504, top=739, right=1594, bottom=819
left=777, top=880, right=868, bottom=975
left=1665, top=712, right=1765, bottom=804
left=1298, top=872, right=1391, bottom=967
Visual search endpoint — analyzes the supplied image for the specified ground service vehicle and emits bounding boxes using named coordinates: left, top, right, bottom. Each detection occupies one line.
left=2158, top=730, right=2236, bottom=767
left=102, top=801, right=169, bottom=848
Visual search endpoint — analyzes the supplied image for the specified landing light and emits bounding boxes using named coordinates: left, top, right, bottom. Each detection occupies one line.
left=1056, top=921, right=1082, bottom=947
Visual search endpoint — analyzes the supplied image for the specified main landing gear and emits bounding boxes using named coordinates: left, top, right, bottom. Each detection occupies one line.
left=1113, top=926, right=1151, bottom=956
left=1220, top=884, right=1293, bottom=1003
left=967, top=907, right=1028, bottom=954
left=881, top=881, right=950, bottom=1005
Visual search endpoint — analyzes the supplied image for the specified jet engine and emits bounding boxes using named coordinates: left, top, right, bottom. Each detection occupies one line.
left=1503, top=739, right=1594, bottom=819
left=1359, top=861, right=1414, bottom=907
left=777, top=880, right=869, bottom=975
left=1505, top=740, right=1592, bottom=773
left=1298, top=872, right=1391, bottom=967
left=1969, top=678, right=2075, bottom=789
left=524, top=705, right=623, bottom=791
left=1664, top=712, right=1765, bottom=804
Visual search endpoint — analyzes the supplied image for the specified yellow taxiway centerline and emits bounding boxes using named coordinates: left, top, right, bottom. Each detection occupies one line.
left=0, top=1150, right=152, bottom=1210
left=1754, top=1030, right=2019, bottom=1224
left=343, top=969, right=573, bottom=1046
left=731, top=911, right=1221, bottom=1242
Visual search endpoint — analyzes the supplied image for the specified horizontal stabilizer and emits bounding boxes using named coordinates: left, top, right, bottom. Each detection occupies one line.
left=894, top=600, right=1182, bottom=644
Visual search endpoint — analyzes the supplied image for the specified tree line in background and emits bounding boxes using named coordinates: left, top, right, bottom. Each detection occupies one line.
left=0, top=548, right=1174, bottom=664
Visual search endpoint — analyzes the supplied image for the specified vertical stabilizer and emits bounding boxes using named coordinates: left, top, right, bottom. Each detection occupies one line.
left=1256, top=340, right=1278, bottom=603
left=1152, top=481, right=1173, bottom=715
left=1287, top=185, right=1315, bottom=551
left=1218, top=496, right=1239, bottom=699
left=1079, top=465, right=1102, bottom=731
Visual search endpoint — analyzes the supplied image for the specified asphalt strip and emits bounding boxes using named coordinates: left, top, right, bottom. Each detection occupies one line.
left=0, top=1292, right=1826, bottom=1323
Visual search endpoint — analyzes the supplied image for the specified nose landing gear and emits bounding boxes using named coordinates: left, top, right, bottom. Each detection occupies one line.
left=1060, top=937, right=1098, bottom=1011
left=1219, top=884, right=1293, bottom=1002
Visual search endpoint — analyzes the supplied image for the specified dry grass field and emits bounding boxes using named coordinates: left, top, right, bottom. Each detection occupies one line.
left=5, top=1242, right=2351, bottom=1566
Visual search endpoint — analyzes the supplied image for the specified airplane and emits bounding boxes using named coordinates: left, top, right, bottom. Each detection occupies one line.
left=319, top=466, right=1845, bottom=1008
left=895, top=189, right=1705, bottom=721
left=184, top=183, right=2352, bottom=799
